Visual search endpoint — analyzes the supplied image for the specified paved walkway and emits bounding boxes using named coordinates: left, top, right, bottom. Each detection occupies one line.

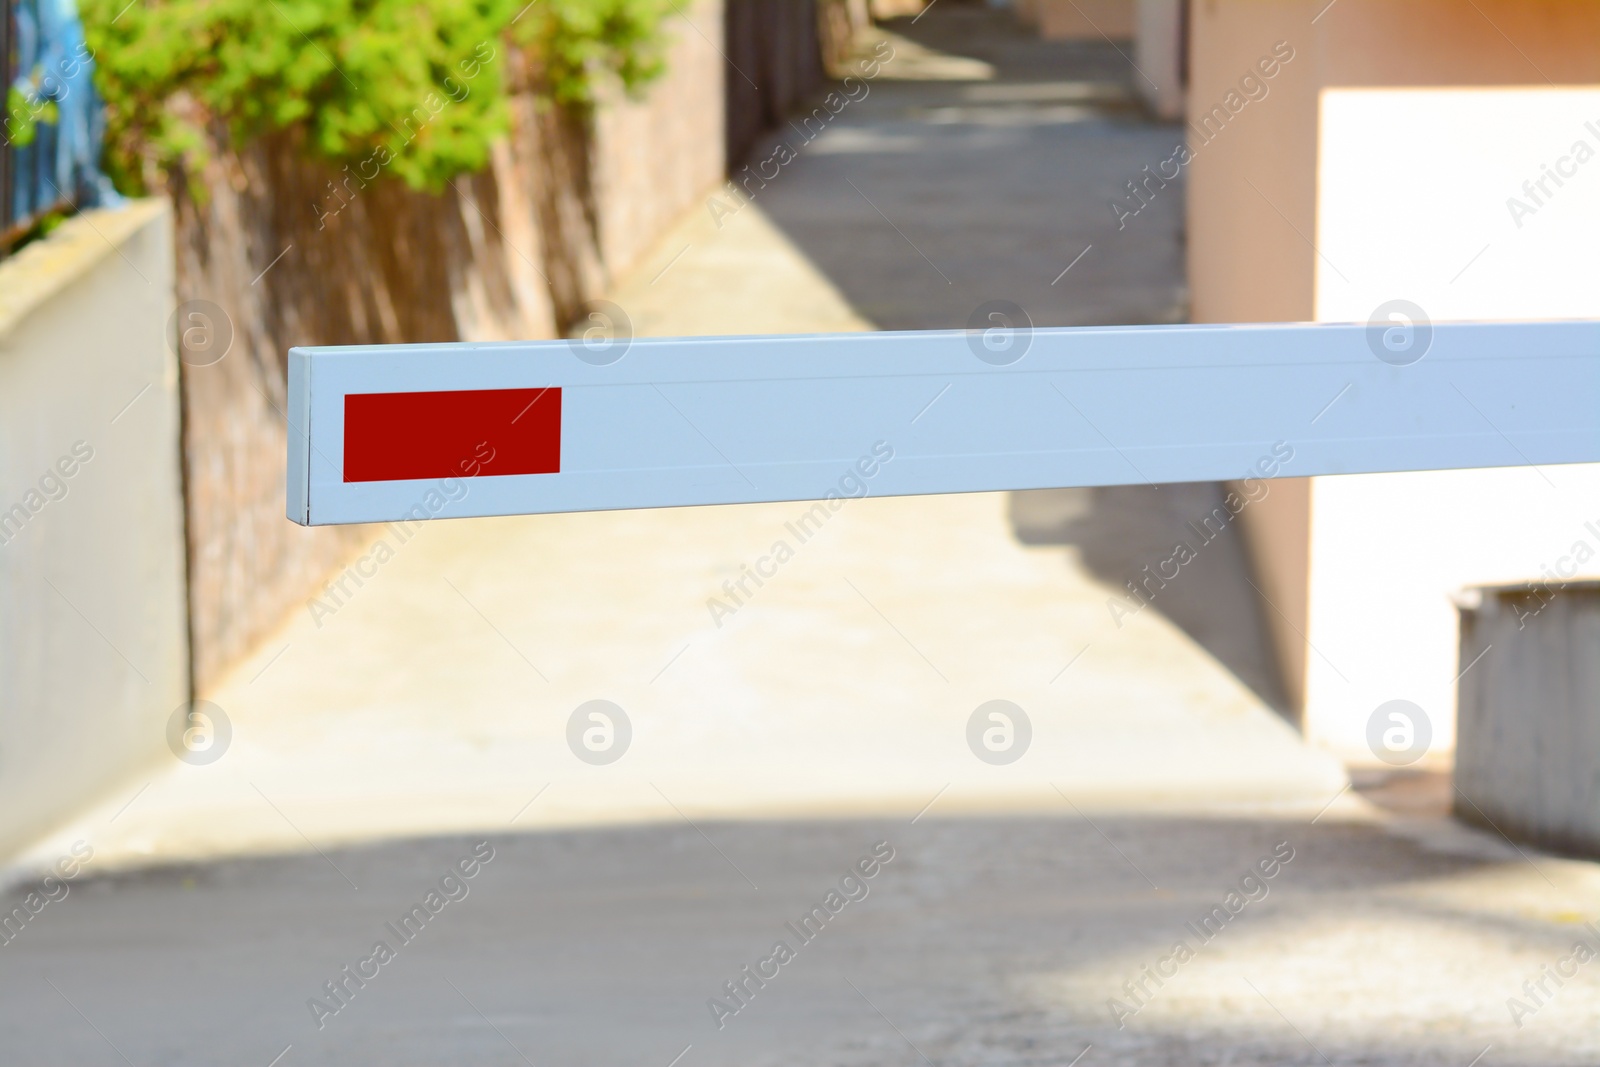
left=14, top=7, right=1335, bottom=876
left=10, top=7, right=1596, bottom=1066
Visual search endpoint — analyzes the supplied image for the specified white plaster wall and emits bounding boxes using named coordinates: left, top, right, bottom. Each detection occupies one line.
left=0, top=200, right=188, bottom=860
left=1307, top=88, right=1600, bottom=759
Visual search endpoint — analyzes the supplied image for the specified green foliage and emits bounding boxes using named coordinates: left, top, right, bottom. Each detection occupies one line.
left=513, top=0, right=671, bottom=105
left=77, top=0, right=672, bottom=196
left=6, top=86, right=58, bottom=147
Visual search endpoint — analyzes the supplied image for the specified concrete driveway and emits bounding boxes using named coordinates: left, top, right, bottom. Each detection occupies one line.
left=7, top=6, right=1595, bottom=1065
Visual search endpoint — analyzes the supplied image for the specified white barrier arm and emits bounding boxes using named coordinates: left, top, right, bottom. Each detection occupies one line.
left=287, top=320, right=1600, bottom=526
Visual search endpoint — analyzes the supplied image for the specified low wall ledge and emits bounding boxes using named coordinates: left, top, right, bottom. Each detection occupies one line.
left=0, top=198, right=170, bottom=341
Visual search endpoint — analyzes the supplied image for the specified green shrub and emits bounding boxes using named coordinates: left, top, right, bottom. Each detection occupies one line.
left=78, top=0, right=672, bottom=196
left=6, top=86, right=57, bottom=147
left=517, top=0, right=671, bottom=105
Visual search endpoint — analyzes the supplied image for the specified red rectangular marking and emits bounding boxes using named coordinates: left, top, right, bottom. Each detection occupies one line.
left=343, top=388, right=561, bottom=483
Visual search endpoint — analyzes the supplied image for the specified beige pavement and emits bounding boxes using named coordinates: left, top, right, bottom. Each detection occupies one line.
left=16, top=194, right=1344, bottom=876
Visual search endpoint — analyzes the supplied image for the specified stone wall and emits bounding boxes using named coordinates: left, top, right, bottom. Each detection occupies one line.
left=177, top=0, right=727, bottom=692
left=593, top=0, right=728, bottom=280
left=725, top=0, right=828, bottom=168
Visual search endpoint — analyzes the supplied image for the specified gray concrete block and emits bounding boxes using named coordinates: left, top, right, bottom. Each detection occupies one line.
left=1455, top=581, right=1600, bottom=856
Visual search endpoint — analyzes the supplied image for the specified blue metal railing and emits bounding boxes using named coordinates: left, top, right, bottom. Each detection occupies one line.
left=2, top=0, right=15, bottom=244
left=3, top=0, right=115, bottom=254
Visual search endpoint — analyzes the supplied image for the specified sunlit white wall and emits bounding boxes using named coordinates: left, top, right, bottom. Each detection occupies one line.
left=1305, top=88, right=1600, bottom=760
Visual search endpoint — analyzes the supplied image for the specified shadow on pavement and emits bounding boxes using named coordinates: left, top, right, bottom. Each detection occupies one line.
left=0, top=812, right=1529, bottom=1066
left=740, top=3, right=1187, bottom=331
left=1010, top=484, right=1291, bottom=720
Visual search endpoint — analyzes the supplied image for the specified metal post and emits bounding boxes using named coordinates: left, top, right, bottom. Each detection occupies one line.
left=1, top=0, right=15, bottom=251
